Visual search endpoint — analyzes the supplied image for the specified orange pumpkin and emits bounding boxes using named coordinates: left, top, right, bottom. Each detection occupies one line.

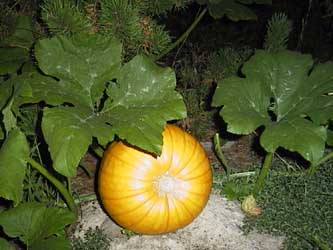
left=98, top=124, right=212, bottom=235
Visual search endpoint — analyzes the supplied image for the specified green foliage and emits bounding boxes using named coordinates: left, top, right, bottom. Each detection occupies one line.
left=42, top=0, right=92, bottom=35
left=243, top=163, right=333, bottom=250
left=23, top=33, right=184, bottom=177
left=204, top=46, right=253, bottom=82
left=99, top=0, right=144, bottom=58
left=0, top=15, right=34, bottom=75
left=0, top=129, right=29, bottom=206
left=72, top=227, right=110, bottom=250
left=212, top=50, right=333, bottom=166
left=0, top=1, right=16, bottom=40
left=23, top=165, right=59, bottom=206
left=142, top=20, right=172, bottom=56
left=99, top=0, right=172, bottom=60
left=264, top=12, right=292, bottom=52
left=134, top=0, right=189, bottom=15
left=0, top=202, right=75, bottom=250
left=196, top=0, right=272, bottom=21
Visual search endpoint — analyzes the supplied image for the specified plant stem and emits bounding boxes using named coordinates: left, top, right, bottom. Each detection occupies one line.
left=253, top=152, right=274, bottom=196
left=74, top=193, right=97, bottom=204
left=229, top=171, right=256, bottom=179
left=213, top=133, right=231, bottom=178
left=26, top=158, right=78, bottom=218
left=153, top=7, right=207, bottom=61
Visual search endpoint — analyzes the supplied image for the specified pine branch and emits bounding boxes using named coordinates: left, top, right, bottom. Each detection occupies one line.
left=264, top=12, right=292, bottom=53
left=99, top=0, right=144, bottom=59
left=42, top=0, right=92, bottom=35
left=134, top=0, right=190, bottom=15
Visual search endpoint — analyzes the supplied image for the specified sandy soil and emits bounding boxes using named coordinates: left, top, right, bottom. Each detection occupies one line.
left=75, top=194, right=284, bottom=250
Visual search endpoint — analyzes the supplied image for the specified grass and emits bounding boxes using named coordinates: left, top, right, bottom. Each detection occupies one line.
left=242, top=161, right=333, bottom=250
left=71, top=227, right=110, bottom=250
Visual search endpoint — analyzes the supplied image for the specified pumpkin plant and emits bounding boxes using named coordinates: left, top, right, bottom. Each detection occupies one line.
left=99, top=124, right=212, bottom=234
left=0, top=32, right=187, bottom=248
left=212, top=49, right=333, bottom=199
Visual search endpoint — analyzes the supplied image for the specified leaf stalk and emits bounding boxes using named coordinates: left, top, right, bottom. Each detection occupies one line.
left=253, top=152, right=274, bottom=196
left=26, top=158, right=78, bottom=218
left=213, top=133, right=231, bottom=178
left=153, top=7, right=207, bottom=61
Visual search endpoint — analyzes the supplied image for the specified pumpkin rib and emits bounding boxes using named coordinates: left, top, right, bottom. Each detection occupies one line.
left=173, top=151, right=209, bottom=177
left=107, top=150, right=155, bottom=173
left=176, top=155, right=210, bottom=178
left=100, top=187, right=153, bottom=201
left=106, top=190, right=158, bottom=217
left=167, top=197, right=194, bottom=227
left=123, top=195, right=169, bottom=230
left=177, top=167, right=212, bottom=182
left=169, top=139, right=198, bottom=176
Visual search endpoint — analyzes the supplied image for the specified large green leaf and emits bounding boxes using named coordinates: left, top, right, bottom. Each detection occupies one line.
left=35, top=33, right=122, bottom=108
left=0, top=202, right=74, bottom=249
left=30, top=235, right=72, bottom=250
left=0, top=16, right=34, bottom=75
left=0, top=48, right=29, bottom=75
left=208, top=0, right=257, bottom=21
left=42, top=106, right=112, bottom=177
left=34, top=34, right=185, bottom=177
left=12, top=71, right=81, bottom=107
left=0, top=16, right=34, bottom=48
left=2, top=99, right=17, bottom=135
left=0, top=129, right=29, bottom=205
left=196, top=0, right=271, bottom=21
left=261, top=119, right=327, bottom=164
left=103, top=55, right=186, bottom=154
left=212, top=50, right=333, bottom=165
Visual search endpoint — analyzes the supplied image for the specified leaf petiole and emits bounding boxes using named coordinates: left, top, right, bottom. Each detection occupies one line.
left=253, top=151, right=274, bottom=196
left=26, top=158, right=78, bottom=219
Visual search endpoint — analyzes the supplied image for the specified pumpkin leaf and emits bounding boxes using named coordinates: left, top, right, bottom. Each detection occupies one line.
left=30, top=235, right=72, bottom=250
left=0, top=48, right=29, bottom=75
left=0, top=129, right=29, bottom=206
left=207, top=0, right=257, bottom=21
left=212, top=50, right=333, bottom=165
left=260, top=119, right=326, bottom=163
left=33, top=34, right=185, bottom=176
left=12, top=71, right=81, bottom=107
left=0, top=202, right=74, bottom=249
left=35, top=33, right=122, bottom=108
left=0, top=16, right=34, bottom=48
left=2, top=99, right=17, bottom=135
left=0, top=16, right=34, bottom=75
left=103, top=55, right=186, bottom=155
left=196, top=0, right=271, bottom=21
left=42, top=106, right=112, bottom=177
left=326, top=129, right=333, bottom=147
